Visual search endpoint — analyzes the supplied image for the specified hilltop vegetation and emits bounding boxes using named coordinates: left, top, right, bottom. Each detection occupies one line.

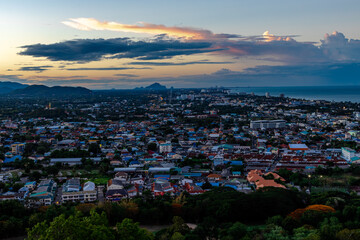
left=1, top=187, right=360, bottom=239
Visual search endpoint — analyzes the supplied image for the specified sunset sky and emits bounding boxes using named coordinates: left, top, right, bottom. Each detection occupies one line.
left=1, top=0, right=360, bottom=89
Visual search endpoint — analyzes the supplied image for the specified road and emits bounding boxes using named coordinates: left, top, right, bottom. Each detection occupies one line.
left=97, top=185, right=105, bottom=203
left=54, top=187, right=62, bottom=205
left=268, top=155, right=281, bottom=172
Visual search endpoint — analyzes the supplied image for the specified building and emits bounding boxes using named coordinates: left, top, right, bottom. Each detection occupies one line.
left=24, top=181, right=37, bottom=191
left=342, top=147, right=357, bottom=161
left=62, top=178, right=81, bottom=192
left=11, top=143, right=25, bottom=155
left=250, top=120, right=286, bottom=129
left=62, top=181, right=97, bottom=203
left=289, top=144, right=309, bottom=151
left=50, top=157, right=102, bottom=166
left=29, top=179, right=56, bottom=206
left=159, top=142, right=172, bottom=153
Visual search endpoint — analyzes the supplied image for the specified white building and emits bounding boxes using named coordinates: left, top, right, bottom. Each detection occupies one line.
left=62, top=181, right=97, bottom=203
left=250, top=120, right=286, bottom=129
left=159, top=142, right=172, bottom=153
left=342, top=147, right=357, bottom=161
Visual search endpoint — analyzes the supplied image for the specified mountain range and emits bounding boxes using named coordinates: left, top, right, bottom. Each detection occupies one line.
left=0, top=81, right=27, bottom=94
left=0, top=82, right=92, bottom=97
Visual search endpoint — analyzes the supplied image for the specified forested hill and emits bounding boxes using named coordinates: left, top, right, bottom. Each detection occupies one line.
left=9, top=85, right=92, bottom=97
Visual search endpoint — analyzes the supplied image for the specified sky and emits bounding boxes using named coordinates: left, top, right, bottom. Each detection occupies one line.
left=1, top=0, right=360, bottom=89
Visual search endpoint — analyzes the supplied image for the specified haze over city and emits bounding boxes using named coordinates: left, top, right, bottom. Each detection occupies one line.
left=1, top=0, right=360, bottom=89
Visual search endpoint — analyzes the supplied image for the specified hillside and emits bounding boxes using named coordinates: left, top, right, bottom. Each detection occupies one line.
left=0, top=81, right=27, bottom=94
left=10, top=85, right=92, bottom=97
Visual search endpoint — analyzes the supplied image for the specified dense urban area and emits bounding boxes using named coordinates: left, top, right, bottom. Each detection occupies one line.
left=1, top=84, right=360, bottom=240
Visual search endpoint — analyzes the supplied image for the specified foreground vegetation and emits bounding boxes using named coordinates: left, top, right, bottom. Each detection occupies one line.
left=1, top=186, right=360, bottom=239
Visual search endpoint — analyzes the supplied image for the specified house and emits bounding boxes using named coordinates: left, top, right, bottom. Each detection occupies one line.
left=107, top=179, right=125, bottom=190
left=114, top=172, right=128, bottom=181
left=184, top=182, right=204, bottom=195
left=207, top=174, right=222, bottom=181
left=105, top=189, right=128, bottom=201
left=213, top=154, right=224, bottom=166
left=152, top=180, right=175, bottom=196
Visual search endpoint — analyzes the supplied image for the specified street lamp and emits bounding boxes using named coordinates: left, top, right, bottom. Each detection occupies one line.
left=308, top=174, right=312, bottom=193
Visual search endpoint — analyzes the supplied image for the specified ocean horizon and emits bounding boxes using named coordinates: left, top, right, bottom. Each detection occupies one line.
left=232, top=86, right=360, bottom=103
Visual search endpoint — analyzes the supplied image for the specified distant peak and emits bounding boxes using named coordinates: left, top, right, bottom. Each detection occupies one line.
left=145, top=82, right=167, bottom=90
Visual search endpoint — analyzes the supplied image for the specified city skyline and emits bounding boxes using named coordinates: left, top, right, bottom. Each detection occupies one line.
left=1, top=0, right=360, bottom=89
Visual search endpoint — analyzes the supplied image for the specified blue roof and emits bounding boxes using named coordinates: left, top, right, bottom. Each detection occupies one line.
left=25, top=181, right=36, bottom=185
left=182, top=173, right=202, bottom=177
left=4, top=155, right=22, bottom=163
left=224, top=160, right=243, bottom=165
left=154, top=175, right=170, bottom=180
left=224, top=184, right=237, bottom=190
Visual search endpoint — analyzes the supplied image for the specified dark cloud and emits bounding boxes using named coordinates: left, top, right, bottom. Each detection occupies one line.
left=127, top=60, right=233, bottom=66
left=113, top=74, right=139, bottom=77
left=214, top=39, right=326, bottom=63
left=19, top=38, right=216, bottom=62
left=66, top=67, right=151, bottom=71
left=0, top=74, right=29, bottom=84
left=38, top=78, right=122, bottom=85
left=18, top=65, right=53, bottom=72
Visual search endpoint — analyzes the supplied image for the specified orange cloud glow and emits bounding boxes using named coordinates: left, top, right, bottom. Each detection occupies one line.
left=62, top=18, right=214, bottom=39
left=262, top=31, right=294, bottom=42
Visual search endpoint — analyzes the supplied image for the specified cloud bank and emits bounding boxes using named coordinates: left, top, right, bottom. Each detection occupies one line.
left=14, top=19, right=360, bottom=88
left=19, top=38, right=217, bottom=62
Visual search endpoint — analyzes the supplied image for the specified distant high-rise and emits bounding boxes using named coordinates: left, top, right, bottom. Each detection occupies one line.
left=265, top=92, right=270, bottom=98
left=280, top=93, right=285, bottom=98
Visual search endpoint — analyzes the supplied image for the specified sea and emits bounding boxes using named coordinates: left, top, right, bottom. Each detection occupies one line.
left=232, top=86, right=360, bottom=103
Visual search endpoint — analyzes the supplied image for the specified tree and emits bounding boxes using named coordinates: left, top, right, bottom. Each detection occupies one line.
left=88, top=143, right=101, bottom=155
left=336, top=229, right=360, bottom=240
left=320, top=217, right=343, bottom=240
left=147, top=142, right=157, bottom=152
left=292, top=226, right=320, bottom=240
left=170, top=232, right=185, bottom=240
left=27, top=211, right=115, bottom=240
left=29, top=171, right=42, bottom=181
left=55, top=134, right=63, bottom=141
left=116, top=218, right=154, bottom=240
left=263, top=225, right=289, bottom=240
left=225, top=222, right=247, bottom=240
